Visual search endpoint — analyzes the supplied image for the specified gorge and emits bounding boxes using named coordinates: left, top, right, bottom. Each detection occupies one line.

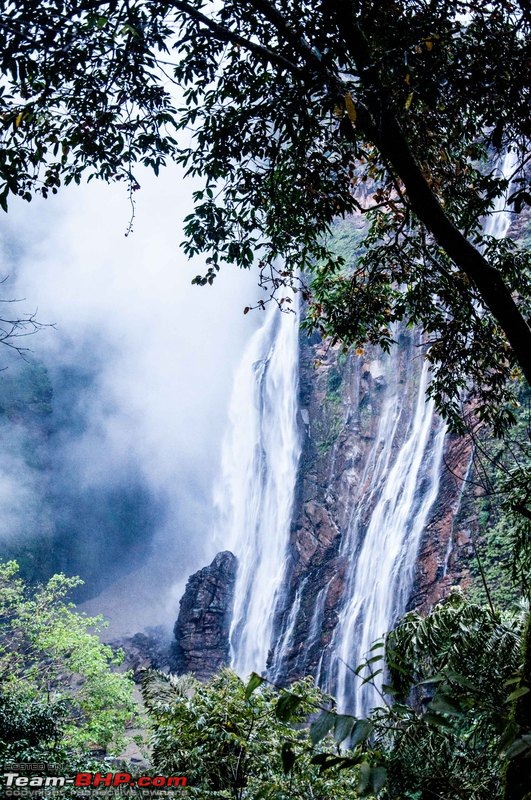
left=171, top=156, right=520, bottom=715
left=0, top=158, right=522, bottom=718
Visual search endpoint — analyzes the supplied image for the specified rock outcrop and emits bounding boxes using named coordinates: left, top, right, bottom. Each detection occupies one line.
left=111, top=627, right=173, bottom=680
left=409, top=432, right=474, bottom=612
left=171, top=551, right=237, bottom=680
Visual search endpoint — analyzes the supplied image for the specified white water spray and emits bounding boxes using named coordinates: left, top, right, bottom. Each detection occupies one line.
left=213, top=300, right=301, bottom=678
left=331, top=358, right=447, bottom=716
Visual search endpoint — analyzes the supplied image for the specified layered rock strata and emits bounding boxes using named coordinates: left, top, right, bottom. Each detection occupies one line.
left=171, top=551, right=237, bottom=680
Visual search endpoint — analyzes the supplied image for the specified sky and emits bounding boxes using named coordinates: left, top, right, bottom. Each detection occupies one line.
left=0, top=163, right=260, bottom=634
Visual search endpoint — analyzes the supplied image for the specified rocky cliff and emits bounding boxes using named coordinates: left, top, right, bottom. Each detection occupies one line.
left=267, top=329, right=474, bottom=684
left=171, top=551, right=237, bottom=680
left=172, top=332, right=476, bottom=687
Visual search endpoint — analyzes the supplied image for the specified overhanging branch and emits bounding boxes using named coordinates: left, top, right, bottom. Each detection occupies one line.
left=170, top=0, right=305, bottom=77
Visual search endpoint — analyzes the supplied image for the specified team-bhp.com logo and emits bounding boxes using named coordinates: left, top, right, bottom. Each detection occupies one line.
left=3, top=771, right=187, bottom=789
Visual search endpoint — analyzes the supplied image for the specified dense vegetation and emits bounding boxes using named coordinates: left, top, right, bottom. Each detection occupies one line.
left=1, top=563, right=529, bottom=798
left=143, top=669, right=359, bottom=798
left=0, top=561, right=138, bottom=764
left=141, top=594, right=529, bottom=800
left=464, top=383, right=531, bottom=608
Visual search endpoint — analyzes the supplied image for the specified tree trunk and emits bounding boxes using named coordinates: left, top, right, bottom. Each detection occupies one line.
left=336, top=9, right=531, bottom=386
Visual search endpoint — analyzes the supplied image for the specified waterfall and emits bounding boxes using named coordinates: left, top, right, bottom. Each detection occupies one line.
left=483, top=149, right=517, bottom=239
left=269, top=579, right=306, bottom=683
left=211, top=150, right=515, bottom=702
left=213, top=299, right=301, bottom=679
left=324, top=151, right=516, bottom=716
left=330, top=357, right=447, bottom=716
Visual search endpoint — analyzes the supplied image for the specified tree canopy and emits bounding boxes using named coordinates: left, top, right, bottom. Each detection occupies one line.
left=1, top=0, right=530, bottom=430
left=0, top=560, right=138, bottom=758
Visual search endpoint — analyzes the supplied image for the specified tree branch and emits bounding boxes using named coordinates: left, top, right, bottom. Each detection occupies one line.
left=332, top=6, right=531, bottom=385
left=170, top=0, right=306, bottom=77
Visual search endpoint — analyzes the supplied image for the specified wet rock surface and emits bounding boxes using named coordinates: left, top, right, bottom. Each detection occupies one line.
left=110, top=627, right=173, bottom=680
left=171, top=550, right=237, bottom=680
left=410, top=431, right=475, bottom=612
left=268, top=331, right=475, bottom=683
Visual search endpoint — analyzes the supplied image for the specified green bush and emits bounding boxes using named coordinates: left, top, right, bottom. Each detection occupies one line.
left=0, top=560, right=138, bottom=758
left=143, top=668, right=357, bottom=799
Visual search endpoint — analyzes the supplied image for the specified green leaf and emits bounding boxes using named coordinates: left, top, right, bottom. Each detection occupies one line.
left=505, top=736, right=531, bottom=759
left=505, top=686, right=530, bottom=703
left=418, top=673, right=446, bottom=686
left=275, top=692, right=302, bottom=722
left=333, top=713, right=357, bottom=744
left=358, top=761, right=371, bottom=795
left=371, top=765, right=387, bottom=794
left=360, top=668, right=382, bottom=686
left=428, top=695, right=463, bottom=717
left=443, top=670, right=476, bottom=689
left=351, top=719, right=373, bottom=747
left=381, top=683, right=400, bottom=697
left=422, top=712, right=454, bottom=730
left=244, top=672, right=265, bottom=700
left=310, top=710, right=336, bottom=744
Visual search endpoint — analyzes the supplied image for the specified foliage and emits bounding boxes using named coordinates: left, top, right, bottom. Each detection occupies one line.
left=141, top=594, right=530, bottom=800
left=299, top=593, right=529, bottom=800
left=467, top=516, right=524, bottom=609
left=0, top=0, right=530, bottom=431
left=374, top=594, right=528, bottom=800
left=0, top=560, right=138, bottom=756
left=142, top=668, right=359, bottom=799
left=465, top=383, right=531, bottom=602
left=0, top=690, right=67, bottom=764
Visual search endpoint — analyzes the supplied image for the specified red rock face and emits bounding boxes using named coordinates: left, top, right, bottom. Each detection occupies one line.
left=268, top=331, right=477, bottom=684
left=410, top=431, right=475, bottom=613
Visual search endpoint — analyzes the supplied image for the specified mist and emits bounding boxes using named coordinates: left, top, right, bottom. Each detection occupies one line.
left=0, top=164, right=260, bottom=635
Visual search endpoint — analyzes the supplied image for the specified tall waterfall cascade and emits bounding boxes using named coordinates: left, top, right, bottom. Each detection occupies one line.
left=211, top=151, right=517, bottom=706
left=325, top=151, right=517, bottom=715
left=330, top=359, right=447, bottom=716
left=213, top=300, right=301, bottom=678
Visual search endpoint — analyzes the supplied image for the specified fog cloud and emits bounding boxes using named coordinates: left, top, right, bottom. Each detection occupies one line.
left=1, top=165, right=260, bottom=633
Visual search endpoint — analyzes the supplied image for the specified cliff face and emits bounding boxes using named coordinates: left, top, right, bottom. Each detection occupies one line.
left=409, top=431, right=474, bottom=613
left=267, top=330, right=473, bottom=683
left=171, top=330, right=478, bottom=688
left=171, top=551, right=237, bottom=680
